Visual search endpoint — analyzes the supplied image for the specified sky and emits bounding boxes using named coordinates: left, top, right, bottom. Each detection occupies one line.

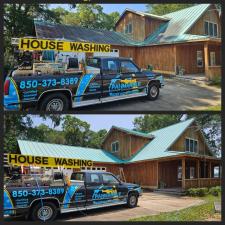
left=49, top=4, right=147, bottom=14
left=31, top=114, right=142, bottom=131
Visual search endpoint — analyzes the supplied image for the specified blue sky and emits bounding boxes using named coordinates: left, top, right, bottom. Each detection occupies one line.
left=49, top=4, right=147, bottom=14
left=31, top=114, right=142, bottom=131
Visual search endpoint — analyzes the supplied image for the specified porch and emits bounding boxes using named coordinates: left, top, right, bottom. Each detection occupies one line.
left=158, top=157, right=221, bottom=190
left=175, top=40, right=221, bottom=80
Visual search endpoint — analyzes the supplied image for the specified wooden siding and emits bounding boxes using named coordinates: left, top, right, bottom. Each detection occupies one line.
left=123, top=161, right=158, bottom=187
left=136, top=45, right=175, bottom=72
left=169, top=124, right=212, bottom=156
left=176, top=43, right=205, bottom=74
left=145, top=17, right=166, bottom=39
left=115, top=12, right=146, bottom=41
left=102, top=128, right=150, bottom=160
left=159, top=160, right=181, bottom=188
left=188, top=5, right=221, bottom=37
left=111, top=45, right=137, bottom=60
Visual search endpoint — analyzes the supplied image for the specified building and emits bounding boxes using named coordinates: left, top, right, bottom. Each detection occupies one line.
left=33, top=4, right=221, bottom=80
left=11, top=118, right=221, bottom=191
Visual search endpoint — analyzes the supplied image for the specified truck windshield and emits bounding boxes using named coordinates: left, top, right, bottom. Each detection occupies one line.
left=86, top=58, right=100, bottom=68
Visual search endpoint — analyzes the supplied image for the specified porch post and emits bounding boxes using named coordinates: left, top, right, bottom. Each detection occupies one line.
left=174, top=45, right=177, bottom=75
left=156, top=160, right=159, bottom=188
left=204, top=42, right=209, bottom=80
left=196, top=159, right=200, bottom=187
left=182, top=158, right=186, bottom=189
left=209, top=161, right=212, bottom=187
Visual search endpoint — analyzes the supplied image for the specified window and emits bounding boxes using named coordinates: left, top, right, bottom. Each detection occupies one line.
left=190, top=167, right=195, bottom=179
left=185, top=138, right=198, bottom=153
left=102, top=174, right=119, bottom=184
left=111, top=141, right=119, bottom=153
left=178, top=166, right=182, bottom=180
left=71, top=173, right=84, bottom=181
left=204, top=21, right=218, bottom=37
left=125, top=23, right=132, bottom=34
left=213, top=166, right=220, bottom=178
left=210, top=52, right=216, bottom=66
left=81, top=167, right=106, bottom=171
left=102, top=59, right=118, bottom=75
left=121, top=61, right=139, bottom=73
left=90, top=174, right=101, bottom=183
left=197, top=51, right=203, bottom=67
left=87, top=58, right=100, bottom=68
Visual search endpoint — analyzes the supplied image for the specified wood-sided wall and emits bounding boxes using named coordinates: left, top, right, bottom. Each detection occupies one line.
left=123, top=161, right=158, bottom=188
left=169, top=123, right=212, bottom=156
left=102, top=128, right=150, bottom=160
left=188, top=5, right=221, bottom=38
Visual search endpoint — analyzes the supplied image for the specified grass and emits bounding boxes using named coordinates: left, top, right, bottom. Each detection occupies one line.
left=130, top=194, right=221, bottom=221
left=206, top=105, right=221, bottom=111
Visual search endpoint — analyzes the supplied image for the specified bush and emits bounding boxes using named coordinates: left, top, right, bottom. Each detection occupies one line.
left=209, top=186, right=221, bottom=196
left=186, top=188, right=208, bottom=197
left=209, top=76, right=221, bottom=86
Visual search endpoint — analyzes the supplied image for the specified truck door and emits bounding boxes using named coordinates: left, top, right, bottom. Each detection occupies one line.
left=101, top=58, right=121, bottom=98
left=101, top=173, right=127, bottom=203
left=119, top=60, right=147, bottom=95
left=85, top=173, right=107, bottom=207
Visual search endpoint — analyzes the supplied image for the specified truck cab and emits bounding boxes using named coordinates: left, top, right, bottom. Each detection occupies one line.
left=4, top=56, right=164, bottom=111
left=4, top=171, right=142, bottom=221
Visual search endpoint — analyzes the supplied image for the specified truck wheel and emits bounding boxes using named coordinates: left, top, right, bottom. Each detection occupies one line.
left=39, top=93, right=69, bottom=111
left=31, top=202, right=58, bottom=221
left=147, top=83, right=159, bottom=100
left=127, top=193, right=138, bottom=208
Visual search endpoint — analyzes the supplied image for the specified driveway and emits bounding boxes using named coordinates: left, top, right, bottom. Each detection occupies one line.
left=57, top=192, right=204, bottom=221
left=75, top=79, right=221, bottom=112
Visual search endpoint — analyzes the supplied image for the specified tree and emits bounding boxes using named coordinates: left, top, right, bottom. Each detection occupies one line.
left=52, top=4, right=120, bottom=30
left=146, top=4, right=194, bottom=15
left=133, top=115, right=181, bottom=133
left=4, top=4, right=61, bottom=70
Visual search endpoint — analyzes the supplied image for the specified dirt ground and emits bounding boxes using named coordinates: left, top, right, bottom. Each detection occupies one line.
left=75, top=79, right=221, bottom=112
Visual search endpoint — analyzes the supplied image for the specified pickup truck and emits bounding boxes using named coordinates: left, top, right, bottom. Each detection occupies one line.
left=4, top=171, right=142, bottom=221
left=4, top=57, right=164, bottom=111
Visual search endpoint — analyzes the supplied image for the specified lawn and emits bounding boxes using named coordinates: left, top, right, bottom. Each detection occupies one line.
left=130, top=194, right=221, bottom=221
left=206, top=105, right=221, bottom=111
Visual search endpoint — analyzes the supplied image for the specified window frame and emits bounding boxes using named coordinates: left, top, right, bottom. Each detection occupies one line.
left=120, top=60, right=140, bottom=74
left=125, top=22, right=133, bottom=34
left=204, top=20, right=218, bottom=37
left=185, top=137, right=198, bottom=153
left=111, top=140, right=119, bottom=153
left=197, top=50, right=203, bottom=68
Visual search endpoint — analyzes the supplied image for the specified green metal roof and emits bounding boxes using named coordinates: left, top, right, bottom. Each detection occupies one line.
left=17, top=118, right=217, bottom=164
left=128, top=118, right=195, bottom=162
left=111, top=126, right=154, bottom=139
left=18, top=140, right=124, bottom=163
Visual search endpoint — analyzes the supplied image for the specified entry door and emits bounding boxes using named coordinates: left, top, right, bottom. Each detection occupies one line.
left=119, top=60, right=147, bottom=96
left=101, top=58, right=121, bottom=98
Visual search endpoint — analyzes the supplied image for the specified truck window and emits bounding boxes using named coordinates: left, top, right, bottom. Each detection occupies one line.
left=120, top=61, right=139, bottom=73
left=90, top=174, right=101, bottom=183
left=102, top=174, right=119, bottom=184
left=71, top=173, right=84, bottom=181
left=87, top=58, right=100, bottom=68
left=102, top=59, right=118, bottom=75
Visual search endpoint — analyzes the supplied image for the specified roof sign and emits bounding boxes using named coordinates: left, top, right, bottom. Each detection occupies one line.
left=18, top=38, right=111, bottom=53
left=6, top=154, right=93, bottom=168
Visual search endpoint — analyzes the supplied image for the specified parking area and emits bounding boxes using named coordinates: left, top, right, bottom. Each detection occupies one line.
left=58, top=192, right=204, bottom=221
left=76, top=79, right=221, bottom=112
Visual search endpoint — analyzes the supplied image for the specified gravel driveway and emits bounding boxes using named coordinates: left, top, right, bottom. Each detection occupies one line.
left=75, top=79, right=221, bottom=112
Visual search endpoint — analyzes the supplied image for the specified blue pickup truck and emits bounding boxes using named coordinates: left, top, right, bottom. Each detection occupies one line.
left=4, top=57, right=164, bottom=111
left=4, top=171, right=142, bottom=221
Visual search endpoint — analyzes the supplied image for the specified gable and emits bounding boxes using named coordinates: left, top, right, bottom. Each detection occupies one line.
left=187, top=5, right=221, bottom=37
left=169, top=122, right=213, bottom=156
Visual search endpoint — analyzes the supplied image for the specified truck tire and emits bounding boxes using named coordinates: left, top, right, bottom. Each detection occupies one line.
left=147, top=82, right=159, bottom=100
left=39, top=93, right=69, bottom=111
left=31, top=201, right=58, bottom=221
left=127, top=193, right=138, bottom=208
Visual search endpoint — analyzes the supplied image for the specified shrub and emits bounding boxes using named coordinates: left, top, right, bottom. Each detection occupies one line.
left=209, top=186, right=221, bottom=196
left=186, top=188, right=208, bottom=197
left=209, top=76, right=221, bottom=86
